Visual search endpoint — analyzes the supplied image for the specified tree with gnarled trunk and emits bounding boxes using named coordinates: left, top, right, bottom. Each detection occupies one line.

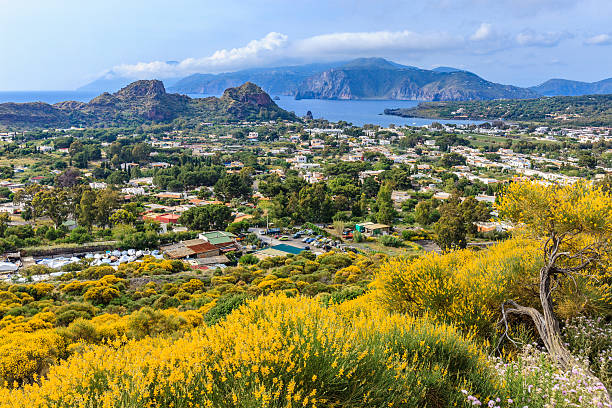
left=498, top=181, right=612, bottom=399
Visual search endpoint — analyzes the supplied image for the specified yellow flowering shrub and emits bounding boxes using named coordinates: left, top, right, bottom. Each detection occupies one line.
left=498, top=180, right=612, bottom=315
left=118, top=258, right=189, bottom=277
left=29, top=283, right=54, bottom=300
left=77, top=265, right=118, bottom=279
left=334, top=265, right=363, bottom=284
left=373, top=236, right=543, bottom=337
left=181, top=279, right=205, bottom=293
left=0, top=290, right=22, bottom=307
left=0, top=295, right=499, bottom=407
left=0, top=329, right=65, bottom=386
left=0, top=312, right=55, bottom=334
left=82, top=285, right=121, bottom=305
left=497, top=180, right=612, bottom=238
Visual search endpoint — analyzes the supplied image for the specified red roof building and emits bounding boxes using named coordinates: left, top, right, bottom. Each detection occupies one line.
left=155, top=213, right=181, bottom=224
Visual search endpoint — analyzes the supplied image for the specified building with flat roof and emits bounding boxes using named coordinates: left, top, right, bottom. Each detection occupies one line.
left=198, top=231, right=239, bottom=252
left=355, top=222, right=391, bottom=237
left=161, top=238, right=220, bottom=259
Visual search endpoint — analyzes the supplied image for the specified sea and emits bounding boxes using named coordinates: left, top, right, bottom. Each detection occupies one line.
left=0, top=91, right=483, bottom=127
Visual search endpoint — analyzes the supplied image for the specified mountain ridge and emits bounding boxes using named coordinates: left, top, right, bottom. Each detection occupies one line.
left=529, top=78, right=612, bottom=96
left=74, top=58, right=612, bottom=102
left=168, top=62, right=342, bottom=96
left=295, top=59, right=539, bottom=101
left=0, top=81, right=296, bottom=129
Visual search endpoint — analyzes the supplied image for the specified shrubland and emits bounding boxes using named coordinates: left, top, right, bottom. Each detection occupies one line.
left=0, top=181, right=610, bottom=407
left=0, top=251, right=382, bottom=387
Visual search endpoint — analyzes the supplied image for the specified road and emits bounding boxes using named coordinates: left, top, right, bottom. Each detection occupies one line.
left=248, top=228, right=312, bottom=250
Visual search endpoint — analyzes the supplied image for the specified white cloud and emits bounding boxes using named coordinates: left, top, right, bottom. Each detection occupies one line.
left=110, top=30, right=463, bottom=79
left=515, top=30, right=570, bottom=47
left=470, top=23, right=493, bottom=41
left=584, top=33, right=612, bottom=45
left=106, top=25, right=575, bottom=80
left=293, top=30, right=462, bottom=55
left=113, top=32, right=289, bottom=78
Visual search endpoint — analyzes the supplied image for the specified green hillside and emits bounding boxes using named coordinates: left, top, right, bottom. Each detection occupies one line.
left=0, top=81, right=297, bottom=129
left=385, top=94, right=612, bottom=126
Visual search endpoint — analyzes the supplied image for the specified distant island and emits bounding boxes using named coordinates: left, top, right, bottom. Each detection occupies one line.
left=293, top=58, right=538, bottom=101
left=0, top=81, right=296, bottom=129
left=529, top=78, right=612, bottom=96
left=81, top=57, right=612, bottom=102
left=384, top=94, right=612, bottom=126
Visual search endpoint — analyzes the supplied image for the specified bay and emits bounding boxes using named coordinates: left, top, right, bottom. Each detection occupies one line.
left=0, top=91, right=483, bottom=127
left=269, top=95, right=483, bottom=127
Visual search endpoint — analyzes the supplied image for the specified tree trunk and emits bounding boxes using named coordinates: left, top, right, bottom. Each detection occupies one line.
left=537, top=265, right=581, bottom=369
left=503, top=264, right=611, bottom=403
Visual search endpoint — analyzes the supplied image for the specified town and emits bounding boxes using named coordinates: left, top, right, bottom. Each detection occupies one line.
left=2, top=0, right=612, bottom=404
left=0, top=117, right=609, bottom=279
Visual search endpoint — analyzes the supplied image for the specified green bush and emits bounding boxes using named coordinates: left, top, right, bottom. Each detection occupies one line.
left=238, top=254, right=258, bottom=265
left=380, top=235, right=403, bottom=247
left=21, top=264, right=54, bottom=277
left=66, top=227, right=92, bottom=244
left=203, top=293, right=251, bottom=325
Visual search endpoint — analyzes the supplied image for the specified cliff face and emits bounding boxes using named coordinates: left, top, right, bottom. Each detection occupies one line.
left=295, top=59, right=539, bottom=101
left=0, top=81, right=296, bottom=129
left=167, top=63, right=341, bottom=95
left=79, top=80, right=190, bottom=123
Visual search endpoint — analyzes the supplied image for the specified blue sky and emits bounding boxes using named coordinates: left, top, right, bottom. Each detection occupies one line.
left=1, top=0, right=611, bottom=90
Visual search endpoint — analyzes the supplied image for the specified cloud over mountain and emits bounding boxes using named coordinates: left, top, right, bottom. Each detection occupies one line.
left=293, top=30, right=462, bottom=56
left=105, top=25, right=578, bottom=80
left=114, top=32, right=290, bottom=78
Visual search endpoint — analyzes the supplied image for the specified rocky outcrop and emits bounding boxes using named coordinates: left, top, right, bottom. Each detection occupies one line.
left=0, top=81, right=296, bottom=128
left=221, top=82, right=275, bottom=107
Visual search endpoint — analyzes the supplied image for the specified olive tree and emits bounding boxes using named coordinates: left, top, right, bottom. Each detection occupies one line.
left=498, top=181, right=612, bottom=395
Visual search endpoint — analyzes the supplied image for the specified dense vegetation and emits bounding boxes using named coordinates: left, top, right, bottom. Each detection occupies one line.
left=0, top=182, right=610, bottom=407
left=385, top=94, right=612, bottom=126
left=1, top=90, right=612, bottom=408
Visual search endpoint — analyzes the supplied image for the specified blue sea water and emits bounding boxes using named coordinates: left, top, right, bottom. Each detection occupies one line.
left=188, top=94, right=484, bottom=127
left=0, top=91, right=98, bottom=104
left=0, top=91, right=482, bottom=127
left=269, top=95, right=482, bottom=127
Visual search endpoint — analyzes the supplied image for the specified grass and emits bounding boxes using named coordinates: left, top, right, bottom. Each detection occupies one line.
left=22, top=240, right=118, bottom=253
left=352, top=239, right=423, bottom=256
